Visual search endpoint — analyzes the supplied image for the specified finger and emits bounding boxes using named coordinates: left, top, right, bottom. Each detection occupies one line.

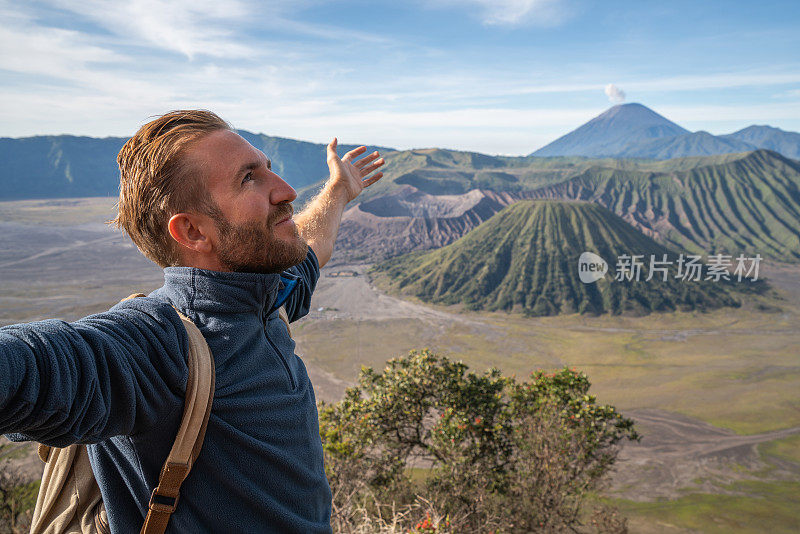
left=362, top=172, right=383, bottom=187
left=326, top=138, right=338, bottom=161
left=359, top=158, right=385, bottom=176
left=342, top=145, right=367, bottom=163
left=353, top=151, right=380, bottom=168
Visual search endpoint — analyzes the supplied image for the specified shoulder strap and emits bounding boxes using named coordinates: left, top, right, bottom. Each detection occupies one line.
left=278, top=306, right=291, bottom=338
left=123, top=294, right=216, bottom=534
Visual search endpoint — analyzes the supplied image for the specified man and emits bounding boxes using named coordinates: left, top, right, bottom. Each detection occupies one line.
left=0, top=110, right=385, bottom=532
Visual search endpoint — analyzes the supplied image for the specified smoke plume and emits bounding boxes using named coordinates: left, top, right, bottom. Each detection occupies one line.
left=605, top=84, right=626, bottom=104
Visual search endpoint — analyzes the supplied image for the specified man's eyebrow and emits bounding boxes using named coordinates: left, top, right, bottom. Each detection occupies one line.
left=236, top=158, right=271, bottom=177
left=236, top=161, right=261, bottom=177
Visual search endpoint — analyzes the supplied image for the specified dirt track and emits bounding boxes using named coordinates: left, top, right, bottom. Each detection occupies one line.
left=611, top=410, right=800, bottom=500
left=302, top=262, right=800, bottom=500
left=305, top=262, right=487, bottom=327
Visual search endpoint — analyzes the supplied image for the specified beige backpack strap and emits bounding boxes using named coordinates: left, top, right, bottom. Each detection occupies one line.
left=30, top=443, right=104, bottom=533
left=37, top=443, right=52, bottom=462
left=278, top=306, right=291, bottom=338
left=140, top=308, right=215, bottom=534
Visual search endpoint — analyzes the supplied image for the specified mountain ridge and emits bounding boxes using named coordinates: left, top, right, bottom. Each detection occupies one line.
left=617, top=130, right=759, bottom=159
left=371, top=200, right=749, bottom=316
left=722, top=125, right=800, bottom=159
left=0, top=131, right=391, bottom=201
left=525, top=149, right=800, bottom=260
left=329, top=148, right=800, bottom=263
left=530, top=103, right=800, bottom=160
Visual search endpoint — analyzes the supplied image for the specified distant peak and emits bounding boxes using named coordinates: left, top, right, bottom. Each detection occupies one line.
left=740, top=124, right=786, bottom=133
left=601, top=102, right=663, bottom=116
left=531, top=102, right=688, bottom=157
left=604, top=102, right=648, bottom=112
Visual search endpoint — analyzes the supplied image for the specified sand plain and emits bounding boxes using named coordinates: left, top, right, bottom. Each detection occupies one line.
left=1, top=197, right=798, bottom=532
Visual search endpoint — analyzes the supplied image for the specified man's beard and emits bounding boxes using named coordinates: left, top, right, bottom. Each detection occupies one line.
left=212, top=202, right=309, bottom=274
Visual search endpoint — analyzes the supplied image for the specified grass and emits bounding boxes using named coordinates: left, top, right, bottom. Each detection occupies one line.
left=298, top=299, right=800, bottom=434
left=8, top=481, right=40, bottom=513
left=759, top=434, right=800, bottom=464
left=294, top=254, right=800, bottom=533
left=611, top=480, right=800, bottom=534
left=293, top=317, right=444, bottom=389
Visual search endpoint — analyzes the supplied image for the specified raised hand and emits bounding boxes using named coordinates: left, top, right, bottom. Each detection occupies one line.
left=326, top=138, right=385, bottom=203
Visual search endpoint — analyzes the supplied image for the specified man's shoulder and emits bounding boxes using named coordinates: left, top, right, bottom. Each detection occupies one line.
left=69, top=293, right=186, bottom=345
left=107, top=293, right=180, bottom=321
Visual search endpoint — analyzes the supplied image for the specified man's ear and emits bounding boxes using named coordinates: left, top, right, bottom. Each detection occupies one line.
left=168, top=213, right=214, bottom=254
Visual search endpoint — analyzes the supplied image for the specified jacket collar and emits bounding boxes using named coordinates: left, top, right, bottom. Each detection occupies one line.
left=161, top=267, right=298, bottom=318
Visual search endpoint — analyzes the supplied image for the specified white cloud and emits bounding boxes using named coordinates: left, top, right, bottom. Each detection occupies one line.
left=0, top=0, right=391, bottom=132
left=658, top=102, right=800, bottom=125
left=772, top=88, right=800, bottom=99
left=0, top=25, right=120, bottom=79
left=46, top=0, right=255, bottom=59
left=430, top=0, right=571, bottom=27
left=3, top=1, right=800, bottom=154
left=41, top=0, right=390, bottom=60
left=604, top=84, right=626, bottom=104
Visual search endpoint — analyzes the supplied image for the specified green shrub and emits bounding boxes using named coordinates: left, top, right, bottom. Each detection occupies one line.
left=0, top=454, right=36, bottom=534
left=319, top=349, right=638, bottom=533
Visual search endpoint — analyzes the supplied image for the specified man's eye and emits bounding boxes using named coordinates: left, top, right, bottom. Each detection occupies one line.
left=243, top=172, right=253, bottom=183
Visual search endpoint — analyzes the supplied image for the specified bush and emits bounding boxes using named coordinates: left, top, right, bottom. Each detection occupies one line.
left=319, top=349, right=638, bottom=533
left=0, top=452, right=35, bottom=534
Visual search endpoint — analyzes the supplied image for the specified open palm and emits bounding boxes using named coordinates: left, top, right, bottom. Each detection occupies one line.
left=326, top=138, right=385, bottom=202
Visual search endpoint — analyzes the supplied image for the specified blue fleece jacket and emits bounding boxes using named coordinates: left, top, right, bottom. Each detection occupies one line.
left=0, top=248, right=332, bottom=533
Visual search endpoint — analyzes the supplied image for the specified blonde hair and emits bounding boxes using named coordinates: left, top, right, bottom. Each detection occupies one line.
left=113, top=110, right=231, bottom=267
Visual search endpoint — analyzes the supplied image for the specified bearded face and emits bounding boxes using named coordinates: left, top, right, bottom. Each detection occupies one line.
left=211, top=201, right=309, bottom=274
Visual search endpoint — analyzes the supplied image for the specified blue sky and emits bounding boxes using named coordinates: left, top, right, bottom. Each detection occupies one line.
left=1, top=0, right=799, bottom=154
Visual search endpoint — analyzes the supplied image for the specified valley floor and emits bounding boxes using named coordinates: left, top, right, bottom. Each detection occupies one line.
left=1, top=197, right=799, bottom=533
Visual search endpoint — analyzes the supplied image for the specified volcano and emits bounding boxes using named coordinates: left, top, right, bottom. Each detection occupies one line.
left=532, top=103, right=689, bottom=158
left=372, top=200, right=748, bottom=316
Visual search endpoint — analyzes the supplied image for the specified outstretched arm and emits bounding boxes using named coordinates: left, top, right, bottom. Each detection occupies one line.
left=294, top=139, right=384, bottom=268
left=0, top=299, right=188, bottom=446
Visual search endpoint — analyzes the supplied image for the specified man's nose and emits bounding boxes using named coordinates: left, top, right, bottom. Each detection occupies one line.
left=269, top=172, right=297, bottom=205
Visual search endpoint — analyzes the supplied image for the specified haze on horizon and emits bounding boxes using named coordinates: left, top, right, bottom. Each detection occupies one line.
left=1, top=0, right=799, bottom=155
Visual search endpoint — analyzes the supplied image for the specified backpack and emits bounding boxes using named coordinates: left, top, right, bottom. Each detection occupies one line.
left=29, top=295, right=216, bottom=534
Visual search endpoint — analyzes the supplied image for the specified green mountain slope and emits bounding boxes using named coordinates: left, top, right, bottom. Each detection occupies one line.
left=326, top=148, right=800, bottom=264
left=236, top=131, right=391, bottom=190
left=529, top=150, right=800, bottom=261
left=297, top=147, right=629, bottom=207
left=303, top=146, right=796, bottom=211
left=5, top=130, right=797, bottom=266
left=372, top=201, right=749, bottom=316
